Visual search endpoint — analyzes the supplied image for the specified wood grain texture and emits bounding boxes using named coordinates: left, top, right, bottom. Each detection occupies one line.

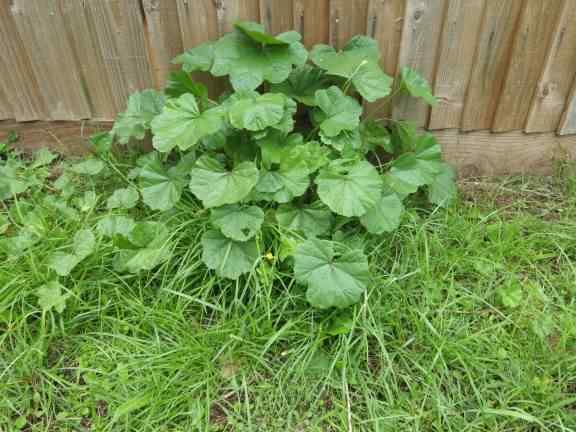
left=436, top=129, right=576, bottom=176
left=293, top=0, right=330, bottom=47
left=394, top=0, right=446, bottom=127
left=493, top=0, right=565, bottom=132
left=142, top=0, right=183, bottom=88
left=526, top=0, right=576, bottom=133
left=58, top=0, right=117, bottom=121
left=329, top=0, right=370, bottom=49
left=559, top=78, right=576, bottom=135
left=87, top=0, right=154, bottom=113
left=429, top=0, right=485, bottom=130
left=11, top=0, right=90, bottom=120
left=0, top=81, right=13, bottom=120
left=461, top=0, right=522, bottom=131
left=260, top=0, right=294, bottom=34
left=218, top=0, right=260, bottom=34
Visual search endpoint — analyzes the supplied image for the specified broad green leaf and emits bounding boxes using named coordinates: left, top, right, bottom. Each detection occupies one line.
left=73, top=229, right=96, bottom=259
left=0, top=163, right=30, bottom=199
left=311, top=36, right=392, bottom=102
left=107, top=187, right=139, bottom=210
left=229, top=93, right=289, bottom=131
left=270, top=64, right=329, bottom=106
left=0, top=230, right=38, bottom=257
left=48, top=253, right=80, bottom=277
left=54, top=173, right=75, bottom=198
left=314, top=86, right=362, bottom=137
left=210, top=204, right=264, bottom=241
left=32, top=148, right=57, bottom=168
left=211, top=26, right=307, bottom=91
left=97, top=215, right=136, bottom=238
left=172, top=42, right=215, bottom=73
left=139, top=159, right=187, bottom=211
left=428, top=163, right=457, bottom=207
left=254, top=165, right=310, bottom=203
left=189, top=156, right=259, bottom=208
left=294, top=239, right=370, bottom=309
left=75, top=191, right=98, bottom=213
left=359, top=191, right=404, bottom=234
left=165, top=71, right=209, bottom=103
left=151, top=94, right=224, bottom=153
left=361, top=120, right=393, bottom=153
left=234, top=21, right=290, bottom=46
left=114, top=247, right=171, bottom=274
left=399, top=67, right=437, bottom=105
left=276, top=202, right=333, bottom=237
left=70, top=158, right=105, bottom=176
left=112, top=90, right=164, bottom=144
left=37, top=281, right=69, bottom=313
left=201, top=229, right=259, bottom=279
left=319, top=129, right=362, bottom=153
left=127, top=221, right=169, bottom=249
left=258, top=131, right=303, bottom=167
left=316, top=161, right=382, bottom=217
left=90, top=132, right=114, bottom=155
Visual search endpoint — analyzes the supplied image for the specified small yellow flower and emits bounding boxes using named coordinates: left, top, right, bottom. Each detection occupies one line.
left=265, top=252, right=275, bottom=261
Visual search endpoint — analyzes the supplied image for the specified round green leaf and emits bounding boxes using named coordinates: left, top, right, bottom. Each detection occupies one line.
left=107, top=187, right=139, bottom=210
left=314, top=86, right=362, bottom=137
left=316, top=161, right=382, bottom=217
left=359, top=192, right=404, bottom=234
left=189, top=156, right=259, bottom=208
left=201, top=230, right=259, bottom=279
left=112, top=89, right=165, bottom=144
left=139, top=159, right=186, bottom=211
left=294, top=239, right=370, bottom=309
left=229, top=93, right=287, bottom=131
left=270, top=64, right=328, bottom=106
left=210, top=204, right=264, bottom=241
left=276, top=202, right=333, bottom=237
left=400, top=67, right=437, bottom=105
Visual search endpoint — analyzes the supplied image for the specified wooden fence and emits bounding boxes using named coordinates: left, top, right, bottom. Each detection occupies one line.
left=1, top=0, right=576, bottom=175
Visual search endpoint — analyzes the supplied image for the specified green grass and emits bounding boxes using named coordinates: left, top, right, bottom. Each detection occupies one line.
left=1, top=153, right=576, bottom=431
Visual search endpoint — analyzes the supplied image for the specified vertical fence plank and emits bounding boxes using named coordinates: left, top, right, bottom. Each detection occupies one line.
left=260, top=0, right=294, bottom=34
left=526, top=1, right=576, bottom=133
left=293, top=0, right=330, bottom=47
left=142, top=0, right=183, bottom=88
left=87, top=0, right=154, bottom=113
left=559, top=79, right=576, bottom=135
left=11, top=0, right=91, bottom=120
left=366, top=0, right=406, bottom=118
left=493, top=0, right=565, bottom=132
left=393, top=0, right=446, bottom=127
left=0, top=84, right=13, bottom=120
left=429, top=0, right=485, bottom=130
left=329, top=0, right=369, bottom=49
left=219, top=0, right=260, bottom=34
left=461, top=0, right=522, bottom=131
left=58, top=0, right=117, bottom=121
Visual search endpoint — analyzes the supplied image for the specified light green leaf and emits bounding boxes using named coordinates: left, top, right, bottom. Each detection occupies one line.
left=73, top=229, right=96, bottom=259
left=428, top=163, right=457, bottom=207
left=112, top=89, right=164, bottom=144
left=139, top=159, right=187, bottom=211
left=164, top=71, right=209, bottom=102
left=258, top=131, right=304, bottom=167
left=97, top=215, right=136, bottom=238
left=37, top=281, right=69, bottom=313
left=90, top=131, right=114, bottom=155
left=32, top=148, right=57, bottom=168
left=48, top=253, right=81, bottom=277
left=128, top=221, right=169, bottom=249
left=173, top=42, right=215, bottom=72
left=189, top=156, right=259, bottom=208
left=399, top=67, right=437, bottom=105
left=314, top=86, right=362, bottom=137
left=361, top=120, right=393, bottom=153
left=311, top=36, right=392, bottom=102
left=270, top=64, right=329, bottom=106
left=234, top=21, right=290, bottom=46
left=211, top=26, right=307, bottom=91
left=316, top=161, right=382, bottom=217
left=276, top=202, right=333, bottom=237
left=359, top=191, right=404, bottom=234
left=201, top=229, right=259, bottom=279
left=229, top=93, right=289, bottom=131
left=74, top=191, right=98, bottom=213
left=114, top=247, right=171, bottom=274
left=0, top=163, right=30, bottom=199
left=254, top=165, right=309, bottom=203
left=70, top=158, right=105, bottom=176
left=151, top=94, right=224, bottom=153
left=319, top=129, right=362, bottom=153
left=294, top=239, right=370, bottom=309
left=107, top=187, right=139, bottom=210
left=210, top=204, right=264, bottom=241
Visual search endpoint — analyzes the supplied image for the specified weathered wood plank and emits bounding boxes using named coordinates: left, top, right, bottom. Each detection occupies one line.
left=393, top=0, right=446, bottom=127
left=329, top=0, right=370, bottom=49
left=142, top=0, right=184, bottom=88
left=87, top=0, right=154, bottom=113
left=526, top=0, right=576, bottom=133
left=461, top=0, right=523, bottom=131
left=559, top=78, right=576, bottom=135
left=293, top=0, right=330, bottom=47
left=493, top=0, right=565, bottom=132
left=11, top=0, right=91, bottom=120
left=58, top=0, right=117, bottom=121
left=429, top=0, right=485, bottom=130
left=0, top=81, right=13, bottom=120
left=260, top=0, right=294, bottom=34
left=218, top=0, right=260, bottom=34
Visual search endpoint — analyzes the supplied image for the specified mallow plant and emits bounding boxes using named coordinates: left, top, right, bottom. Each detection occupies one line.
left=102, top=21, right=456, bottom=309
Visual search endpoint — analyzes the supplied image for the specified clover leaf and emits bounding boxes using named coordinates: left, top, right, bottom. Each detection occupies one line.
left=311, top=36, right=392, bottom=102
left=189, top=156, right=259, bottom=208
left=210, top=204, right=264, bottom=241
left=314, top=86, right=362, bottom=137
left=201, top=229, right=259, bottom=279
left=316, top=161, right=382, bottom=217
left=294, top=239, right=370, bottom=309
left=151, top=94, right=224, bottom=153
left=112, top=89, right=164, bottom=144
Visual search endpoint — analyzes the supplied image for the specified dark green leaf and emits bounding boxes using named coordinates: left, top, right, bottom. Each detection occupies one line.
left=201, top=229, right=259, bottom=279
left=210, top=204, right=264, bottom=241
